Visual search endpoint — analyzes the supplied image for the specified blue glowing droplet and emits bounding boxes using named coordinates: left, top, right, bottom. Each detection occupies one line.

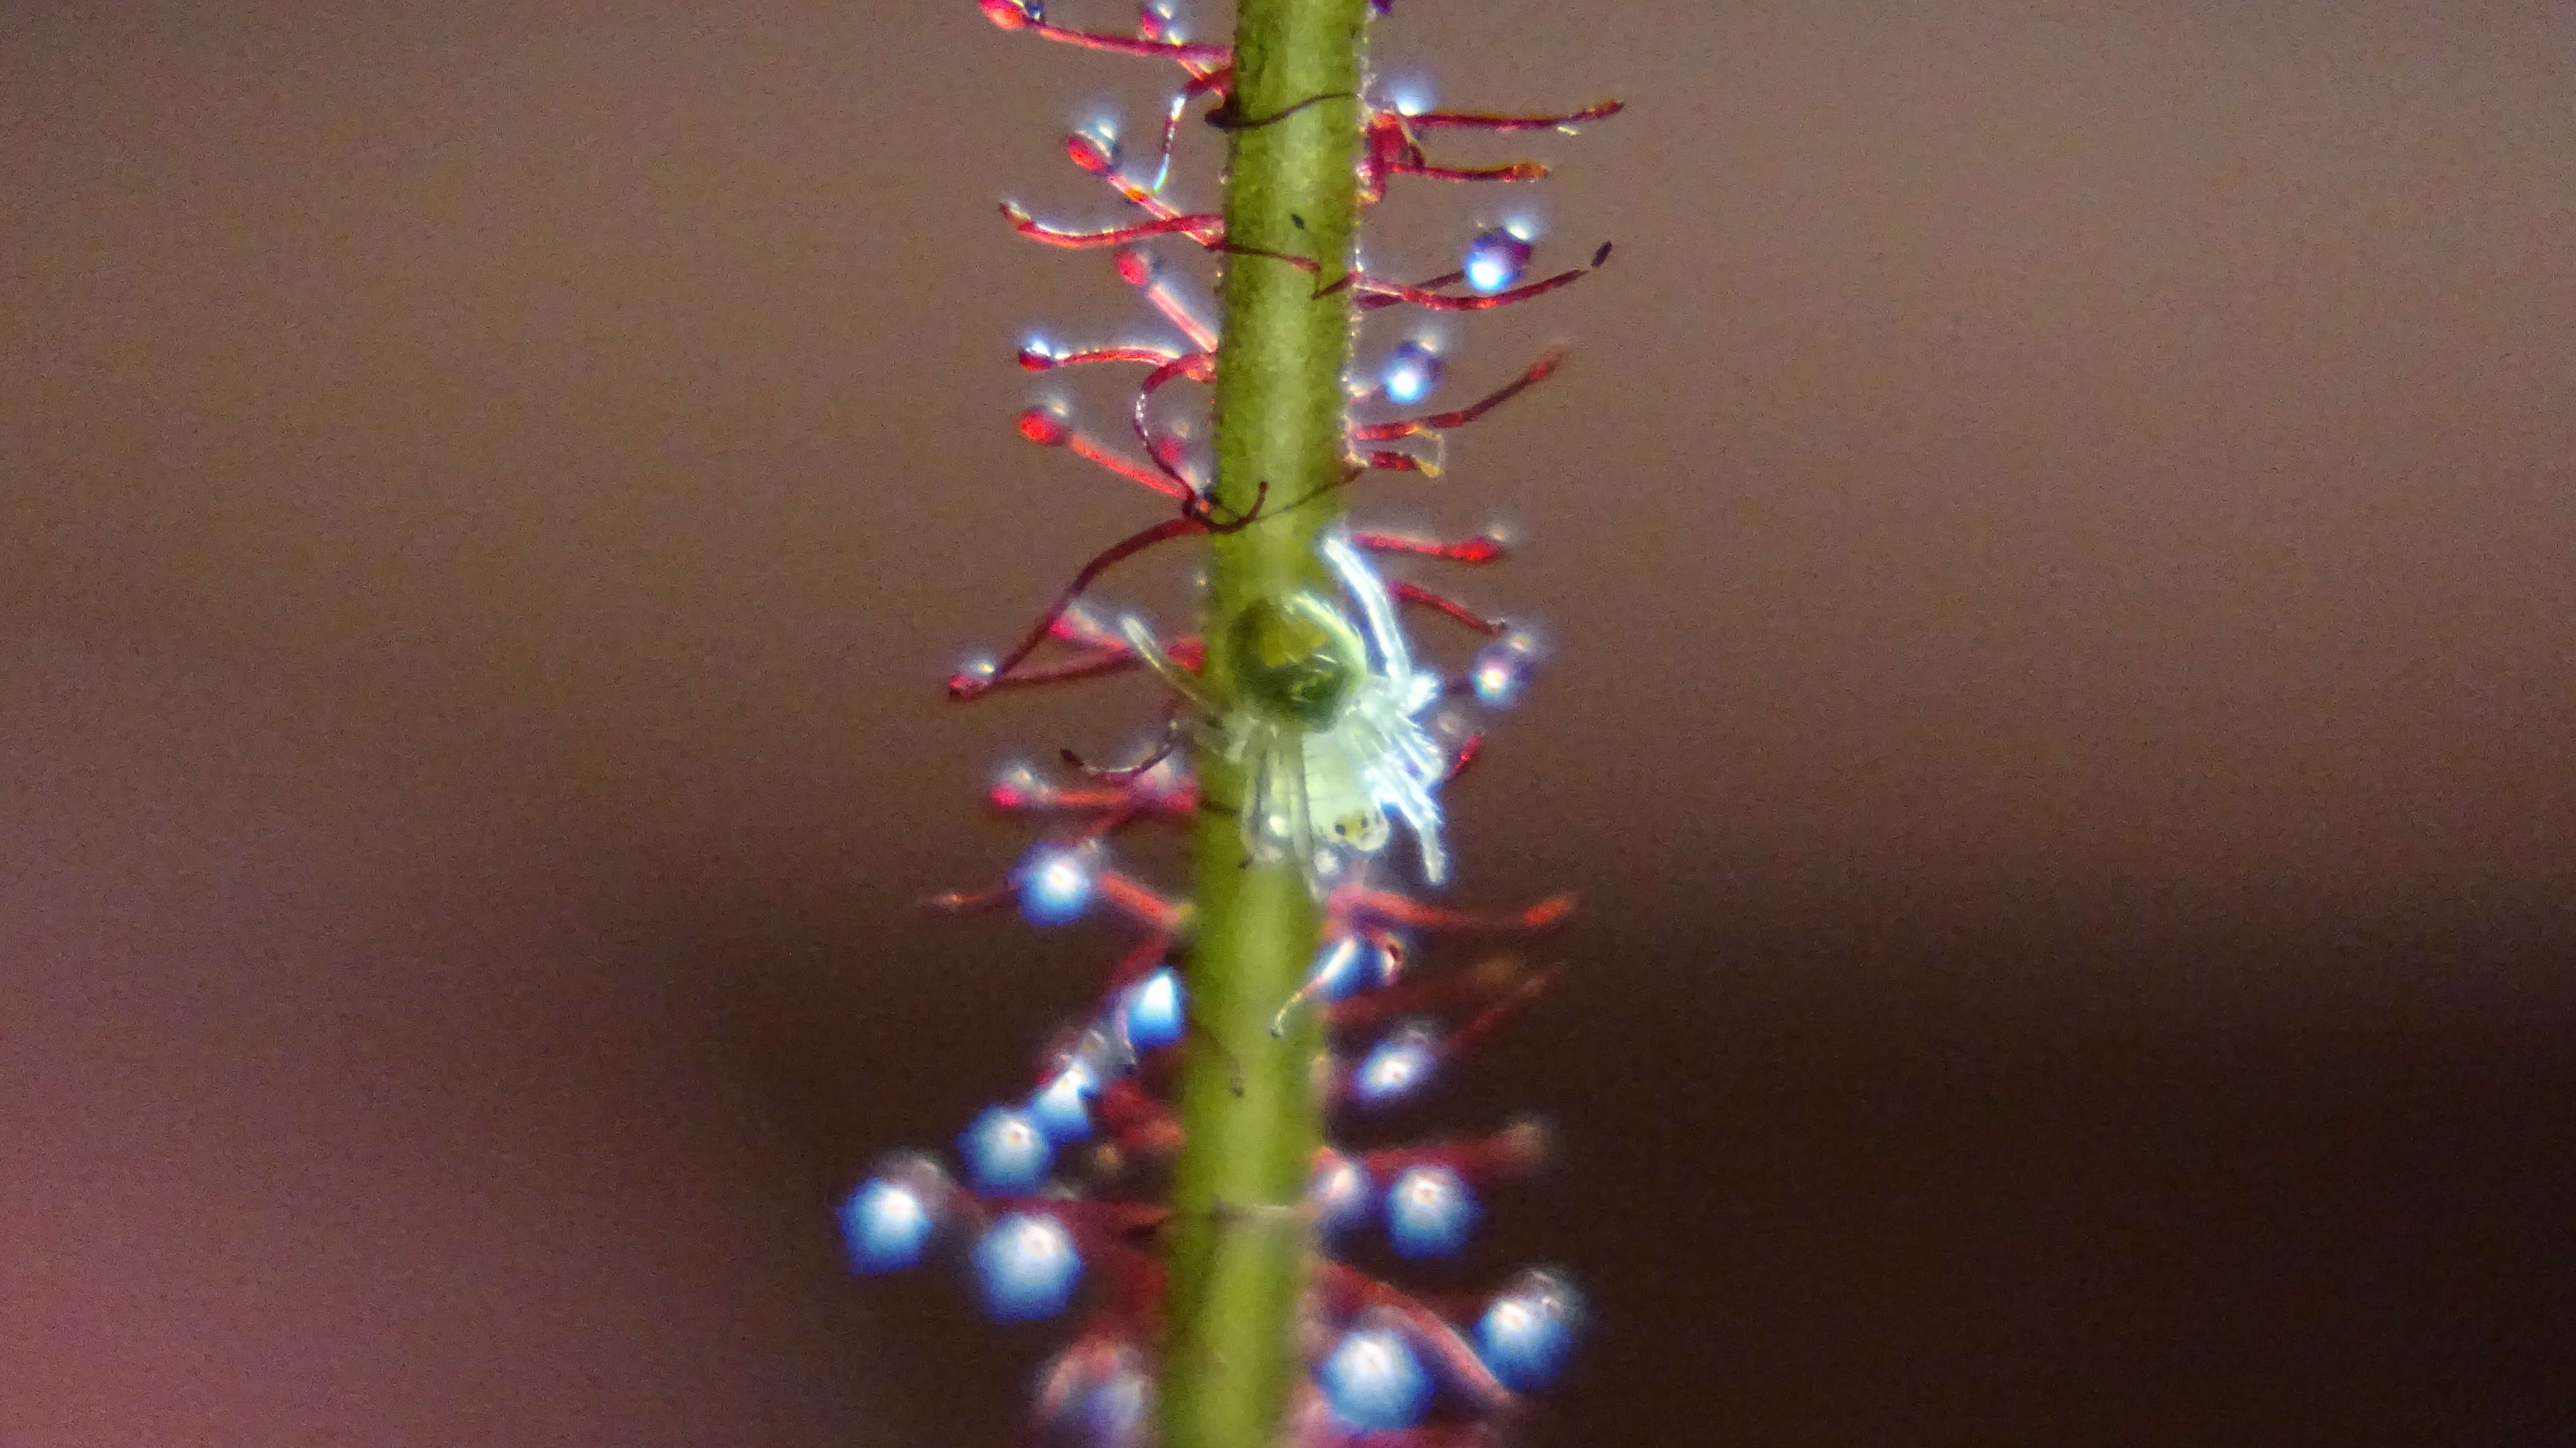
left=1073, top=1356, right=1151, bottom=1447
left=1385, top=1163, right=1479, bottom=1258
left=1354, top=1023, right=1443, bottom=1108
left=1306, top=1153, right=1372, bottom=1237
left=1304, top=934, right=1396, bottom=1005
left=1027, top=1058, right=1099, bottom=1142
left=1121, top=966, right=1184, bottom=1053
left=1463, top=226, right=1535, bottom=295
left=836, top=1157, right=946, bottom=1273
left=1318, top=1325, right=1430, bottom=1432
left=1379, top=336, right=1444, bottom=406
left=1384, top=75, right=1434, bottom=118
left=972, top=1212, right=1083, bottom=1322
left=1017, top=846, right=1095, bottom=927
left=1470, top=631, right=1542, bottom=709
left=1477, top=1269, right=1587, bottom=1391
left=958, top=1105, right=1053, bottom=1194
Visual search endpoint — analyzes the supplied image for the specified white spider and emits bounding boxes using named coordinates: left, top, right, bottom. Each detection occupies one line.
left=1122, top=529, right=1448, bottom=886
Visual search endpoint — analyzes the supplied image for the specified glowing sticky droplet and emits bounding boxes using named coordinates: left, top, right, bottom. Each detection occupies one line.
left=837, top=1157, right=948, bottom=1273
left=1027, top=1058, right=1098, bottom=1142
left=1306, top=1153, right=1372, bottom=1236
left=1017, top=846, right=1095, bottom=927
left=1318, top=1326, right=1430, bottom=1432
left=1463, top=226, right=1535, bottom=295
left=1065, top=1350, right=1150, bottom=1447
left=972, top=1212, right=1082, bottom=1322
left=1121, top=966, right=1184, bottom=1052
left=1470, top=631, right=1542, bottom=709
left=1379, top=336, right=1443, bottom=406
left=1354, top=1023, right=1443, bottom=1107
left=958, top=1105, right=1053, bottom=1194
left=1385, top=1163, right=1479, bottom=1258
left=1476, top=1269, right=1587, bottom=1391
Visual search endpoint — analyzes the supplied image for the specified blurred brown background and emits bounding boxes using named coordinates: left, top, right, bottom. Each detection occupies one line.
left=5, top=1, right=2572, bottom=1444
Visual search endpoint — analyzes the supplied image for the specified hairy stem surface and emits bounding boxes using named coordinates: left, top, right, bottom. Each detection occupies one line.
left=1158, top=3, right=1370, bottom=1446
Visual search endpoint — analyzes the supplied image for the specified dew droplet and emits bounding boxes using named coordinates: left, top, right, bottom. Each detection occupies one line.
left=958, top=1105, right=1053, bottom=1194
left=1476, top=1268, right=1587, bottom=1391
left=1384, top=1163, right=1479, bottom=1258
left=1470, top=631, right=1542, bottom=709
left=1378, top=335, right=1444, bottom=406
left=1016, top=845, right=1096, bottom=926
left=972, top=1212, right=1082, bottom=1322
left=836, top=1155, right=949, bottom=1273
left=1318, top=1325, right=1429, bottom=1432
left=1463, top=225, right=1536, bottom=295
left=1027, top=1057, right=1099, bottom=1142
left=1121, top=966, right=1184, bottom=1053
left=1306, top=1152, right=1371, bottom=1236
left=1051, top=1345, right=1150, bottom=1448
left=1353, top=1021, right=1443, bottom=1108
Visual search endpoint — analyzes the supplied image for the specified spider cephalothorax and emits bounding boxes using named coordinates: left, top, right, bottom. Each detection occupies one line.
left=1125, top=530, right=1447, bottom=886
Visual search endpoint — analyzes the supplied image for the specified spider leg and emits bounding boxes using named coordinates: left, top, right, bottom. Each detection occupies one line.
left=1320, top=531, right=1414, bottom=682
left=1284, top=730, right=1318, bottom=875
left=1117, top=615, right=1222, bottom=715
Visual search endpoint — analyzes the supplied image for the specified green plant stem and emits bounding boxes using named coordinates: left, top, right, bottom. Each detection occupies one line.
left=1157, top=3, right=1370, bottom=1447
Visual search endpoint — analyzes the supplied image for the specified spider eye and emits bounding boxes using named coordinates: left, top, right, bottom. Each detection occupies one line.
left=1225, top=593, right=1367, bottom=728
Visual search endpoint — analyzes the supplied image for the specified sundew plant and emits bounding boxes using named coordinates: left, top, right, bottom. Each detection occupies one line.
left=841, top=3, right=1618, bottom=1445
